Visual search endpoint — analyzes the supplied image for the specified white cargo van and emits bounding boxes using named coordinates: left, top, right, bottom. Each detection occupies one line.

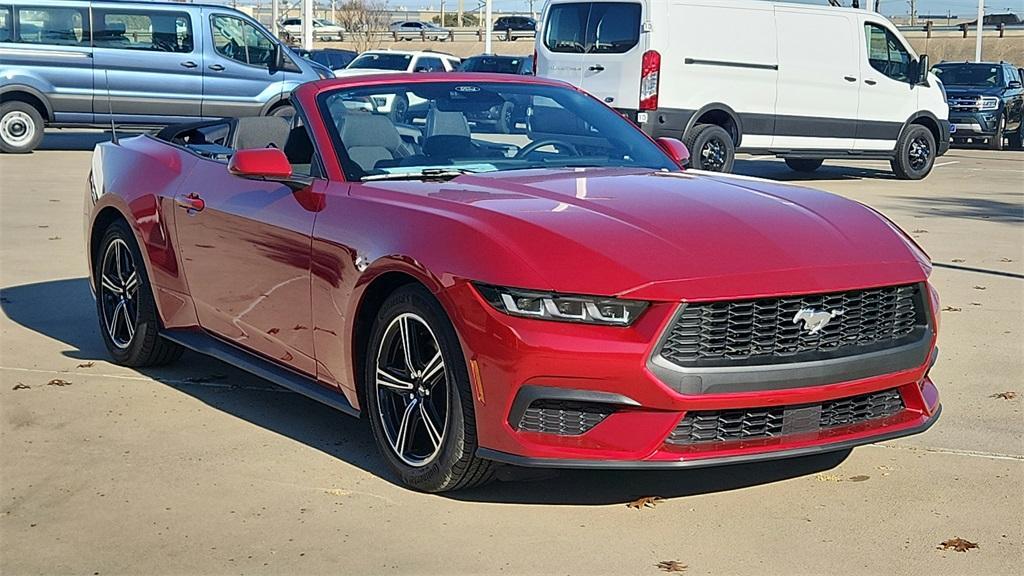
left=536, top=0, right=950, bottom=179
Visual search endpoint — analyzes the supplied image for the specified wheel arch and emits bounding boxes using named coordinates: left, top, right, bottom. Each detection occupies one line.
left=685, top=103, right=743, bottom=146
left=0, top=84, right=54, bottom=122
left=900, top=111, right=942, bottom=148
left=89, top=206, right=133, bottom=283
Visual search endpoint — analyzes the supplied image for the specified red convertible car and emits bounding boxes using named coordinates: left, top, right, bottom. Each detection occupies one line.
left=85, top=74, right=941, bottom=492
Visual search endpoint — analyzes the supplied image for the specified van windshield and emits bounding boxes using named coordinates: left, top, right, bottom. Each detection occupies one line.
left=544, top=2, right=641, bottom=54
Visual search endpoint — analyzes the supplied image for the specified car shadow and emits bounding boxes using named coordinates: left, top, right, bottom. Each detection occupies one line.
left=733, top=158, right=894, bottom=181
left=897, top=193, right=1024, bottom=224
left=37, top=130, right=114, bottom=151
left=2, top=277, right=851, bottom=504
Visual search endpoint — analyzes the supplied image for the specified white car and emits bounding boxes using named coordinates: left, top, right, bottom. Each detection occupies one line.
left=389, top=20, right=452, bottom=41
left=333, top=50, right=461, bottom=122
left=280, top=18, right=344, bottom=41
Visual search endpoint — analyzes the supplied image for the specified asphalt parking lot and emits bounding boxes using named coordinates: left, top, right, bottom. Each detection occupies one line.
left=2, top=134, right=1022, bottom=575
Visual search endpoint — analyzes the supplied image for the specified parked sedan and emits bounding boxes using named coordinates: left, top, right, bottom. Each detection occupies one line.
left=389, top=20, right=451, bottom=41
left=85, top=74, right=941, bottom=492
left=492, top=15, right=536, bottom=39
left=280, top=17, right=345, bottom=41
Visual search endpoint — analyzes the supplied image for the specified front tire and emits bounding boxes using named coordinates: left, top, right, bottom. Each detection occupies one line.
left=988, top=118, right=1005, bottom=151
left=389, top=95, right=409, bottom=124
left=891, top=124, right=936, bottom=180
left=684, top=124, right=735, bottom=172
left=364, top=285, right=494, bottom=492
left=94, top=220, right=183, bottom=367
left=784, top=158, right=824, bottom=173
left=0, top=101, right=45, bottom=154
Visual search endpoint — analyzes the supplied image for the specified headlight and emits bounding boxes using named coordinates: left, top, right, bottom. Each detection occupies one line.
left=474, top=284, right=649, bottom=326
left=979, top=96, right=1000, bottom=111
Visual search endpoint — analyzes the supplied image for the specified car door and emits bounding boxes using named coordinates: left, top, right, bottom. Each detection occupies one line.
left=537, top=2, right=590, bottom=88
left=91, top=2, right=203, bottom=124
left=202, top=11, right=289, bottom=119
left=577, top=1, right=646, bottom=111
left=773, top=7, right=860, bottom=150
left=174, top=118, right=324, bottom=375
left=855, top=20, right=919, bottom=151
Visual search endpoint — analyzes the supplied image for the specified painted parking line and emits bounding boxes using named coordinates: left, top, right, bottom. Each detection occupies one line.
left=933, top=161, right=960, bottom=168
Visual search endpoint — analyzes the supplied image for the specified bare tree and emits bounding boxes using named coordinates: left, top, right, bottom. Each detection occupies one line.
left=336, top=0, right=390, bottom=53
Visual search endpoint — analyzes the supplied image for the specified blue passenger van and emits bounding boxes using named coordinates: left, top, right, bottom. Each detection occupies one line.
left=0, top=0, right=330, bottom=152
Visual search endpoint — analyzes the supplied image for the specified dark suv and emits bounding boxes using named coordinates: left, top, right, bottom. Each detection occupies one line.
left=933, top=61, right=1024, bottom=150
left=492, top=16, right=536, bottom=39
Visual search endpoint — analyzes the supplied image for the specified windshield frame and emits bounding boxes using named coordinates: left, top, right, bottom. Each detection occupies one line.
left=314, top=78, right=679, bottom=183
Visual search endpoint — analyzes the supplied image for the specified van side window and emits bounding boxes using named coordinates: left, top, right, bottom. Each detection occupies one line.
left=93, top=9, right=193, bottom=53
left=211, top=14, right=275, bottom=68
left=15, top=6, right=89, bottom=46
left=0, top=7, right=11, bottom=42
left=544, top=2, right=641, bottom=54
left=865, top=23, right=911, bottom=82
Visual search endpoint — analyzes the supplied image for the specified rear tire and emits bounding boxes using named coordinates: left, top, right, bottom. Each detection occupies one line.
left=268, top=104, right=295, bottom=120
left=390, top=95, right=409, bottom=124
left=0, top=101, right=45, bottom=154
left=891, top=124, right=936, bottom=180
left=784, top=158, right=824, bottom=173
left=94, top=220, right=183, bottom=367
left=364, top=285, right=494, bottom=492
left=683, top=124, right=735, bottom=172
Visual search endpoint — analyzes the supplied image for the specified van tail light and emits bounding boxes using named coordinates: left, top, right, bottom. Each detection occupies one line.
left=532, top=48, right=537, bottom=75
left=639, top=50, right=661, bottom=111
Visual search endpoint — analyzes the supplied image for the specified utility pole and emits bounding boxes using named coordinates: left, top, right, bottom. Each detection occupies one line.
left=458, top=0, right=464, bottom=28
left=975, top=0, right=984, bottom=61
left=302, top=0, right=313, bottom=50
left=441, top=0, right=446, bottom=27
left=909, top=0, right=917, bottom=25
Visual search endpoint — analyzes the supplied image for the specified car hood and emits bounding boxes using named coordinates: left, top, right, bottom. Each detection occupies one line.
left=357, top=168, right=929, bottom=301
left=945, top=85, right=1006, bottom=98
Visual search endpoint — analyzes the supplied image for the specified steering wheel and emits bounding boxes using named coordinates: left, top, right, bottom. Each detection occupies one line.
left=514, top=138, right=580, bottom=159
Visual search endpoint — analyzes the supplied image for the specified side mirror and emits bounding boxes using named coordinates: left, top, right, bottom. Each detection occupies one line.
left=228, top=148, right=311, bottom=190
left=269, top=44, right=282, bottom=75
left=1009, top=80, right=1023, bottom=90
left=413, top=66, right=429, bottom=73
left=656, top=137, right=690, bottom=168
left=916, top=54, right=930, bottom=85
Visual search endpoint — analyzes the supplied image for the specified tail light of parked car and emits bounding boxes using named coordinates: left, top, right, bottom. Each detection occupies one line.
left=640, top=50, right=661, bottom=111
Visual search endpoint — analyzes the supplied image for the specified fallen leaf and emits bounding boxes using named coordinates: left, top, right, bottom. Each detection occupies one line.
left=268, top=327, right=280, bottom=335
left=951, top=258, right=966, bottom=263
left=973, top=285, right=986, bottom=291
left=12, top=383, right=30, bottom=390
left=990, top=391, right=1017, bottom=400
left=942, top=306, right=961, bottom=312
left=48, top=199, right=60, bottom=203
left=656, top=560, right=687, bottom=573
left=37, top=225, right=49, bottom=229
left=627, top=496, right=663, bottom=509
left=47, top=379, right=72, bottom=387
left=938, top=537, right=978, bottom=552
left=48, top=236, right=61, bottom=241
left=77, top=362, right=95, bottom=368
left=293, top=325, right=307, bottom=330
left=971, top=302, right=982, bottom=306
left=1000, top=257, right=1013, bottom=263
left=847, top=475, right=870, bottom=482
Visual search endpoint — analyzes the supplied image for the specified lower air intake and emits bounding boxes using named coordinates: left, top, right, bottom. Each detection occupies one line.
left=515, top=400, right=615, bottom=436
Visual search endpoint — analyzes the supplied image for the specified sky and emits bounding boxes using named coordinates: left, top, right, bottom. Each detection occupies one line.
left=376, top=0, right=1024, bottom=17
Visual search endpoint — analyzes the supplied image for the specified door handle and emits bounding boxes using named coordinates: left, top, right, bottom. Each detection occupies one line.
left=175, top=193, right=205, bottom=212
left=844, top=76, right=857, bottom=82
left=208, top=64, right=225, bottom=72
left=864, top=79, right=877, bottom=86
left=588, top=64, right=605, bottom=72
left=180, top=60, right=198, bottom=68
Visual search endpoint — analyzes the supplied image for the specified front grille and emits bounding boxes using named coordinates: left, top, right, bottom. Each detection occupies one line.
left=659, top=284, right=925, bottom=368
left=515, top=400, right=615, bottom=435
left=666, top=388, right=904, bottom=445
left=947, top=97, right=981, bottom=112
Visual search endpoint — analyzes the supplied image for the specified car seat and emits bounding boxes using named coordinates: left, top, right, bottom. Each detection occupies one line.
left=231, top=116, right=291, bottom=150
left=423, top=106, right=475, bottom=160
left=336, top=113, right=408, bottom=174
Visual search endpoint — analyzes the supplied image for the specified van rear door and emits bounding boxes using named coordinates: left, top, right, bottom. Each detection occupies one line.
left=539, top=1, right=645, bottom=110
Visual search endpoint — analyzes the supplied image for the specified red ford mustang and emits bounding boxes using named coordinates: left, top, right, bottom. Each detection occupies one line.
left=85, top=74, right=941, bottom=492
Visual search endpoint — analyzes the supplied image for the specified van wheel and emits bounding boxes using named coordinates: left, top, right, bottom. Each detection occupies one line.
left=784, top=158, right=823, bottom=173
left=268, top=104, right=295, bottom=120
left=364, top=285, right=494, bottom=492
left=891, top=124, right=936, bottom=180
left=684, top=124, right=734, bottom=172
left=0, top=101, right=45, bottom=154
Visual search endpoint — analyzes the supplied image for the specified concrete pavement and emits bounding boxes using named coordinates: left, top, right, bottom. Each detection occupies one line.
left=2, top=135, right=1022, bottom=575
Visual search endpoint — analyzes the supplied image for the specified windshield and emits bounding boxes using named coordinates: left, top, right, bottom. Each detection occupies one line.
left=460, top=57, right=522, bottom=74
left=318, top=81, right=676, bottom=181
left=544, top=2, right=641, bottom=54
left=348, top=53, right=412, bottom=70
left=933, top=64, right=1003, bottom=87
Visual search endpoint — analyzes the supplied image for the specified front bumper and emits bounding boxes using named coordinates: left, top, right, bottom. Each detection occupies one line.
left=949, top=110, right=1002, bottom=138
left=442, top=281, right=941, bottom=468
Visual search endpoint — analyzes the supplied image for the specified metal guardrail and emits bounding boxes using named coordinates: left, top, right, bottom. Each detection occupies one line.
left=895, top=23, right=1023, bottom=37
left=283, top=28, right=536, bottom=44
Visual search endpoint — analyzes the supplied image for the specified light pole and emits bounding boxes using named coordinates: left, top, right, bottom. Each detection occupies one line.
left=302, top=0, right=313, bottom=50
left=272, top=0, right=280, bottom=37
left=975, top=0, right=984, bottom=62
left=484, top=0, right=493, bottom=54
